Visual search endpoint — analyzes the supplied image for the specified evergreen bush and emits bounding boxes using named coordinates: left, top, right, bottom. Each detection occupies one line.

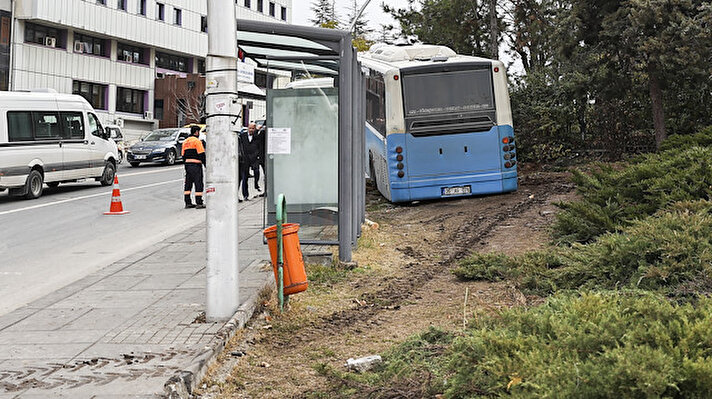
left=445, top=292, right=712, bottom=398
left=455, top=201, right=712, bottom=297
left=552, top=147, right=712, bottom=244
left=659, top=126, right=712, bottom=153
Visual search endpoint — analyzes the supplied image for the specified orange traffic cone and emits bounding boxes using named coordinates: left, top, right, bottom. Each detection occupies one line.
left=104, top=175, right=130, bottom=215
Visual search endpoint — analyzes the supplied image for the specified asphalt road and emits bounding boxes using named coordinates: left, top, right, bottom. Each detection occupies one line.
left=0, top=162, right=206, bottom=317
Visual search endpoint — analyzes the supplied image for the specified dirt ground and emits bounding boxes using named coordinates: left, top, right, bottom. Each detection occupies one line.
left=196, top=166, right=576, bottom=398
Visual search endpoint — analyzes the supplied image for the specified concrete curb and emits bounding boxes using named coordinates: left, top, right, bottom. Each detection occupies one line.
left=164, top=271, right=274, bottom=399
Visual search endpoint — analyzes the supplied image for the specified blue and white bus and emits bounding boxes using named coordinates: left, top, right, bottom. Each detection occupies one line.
left=360, top=44, right=517, bottom=202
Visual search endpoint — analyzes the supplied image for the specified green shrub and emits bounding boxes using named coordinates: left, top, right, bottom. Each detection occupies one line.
left=456, top=201, right=712, bottom=297
left=552, top=147, right=712, bottom=244
left=659, top=126, right=712, bottom=153
left=445, top=292, right=712, bottom=398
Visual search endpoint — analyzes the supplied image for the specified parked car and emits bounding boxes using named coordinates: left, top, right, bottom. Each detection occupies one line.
left=126, top=128, right=190, bottom=167
left=105, top=124, right=127, bottom=164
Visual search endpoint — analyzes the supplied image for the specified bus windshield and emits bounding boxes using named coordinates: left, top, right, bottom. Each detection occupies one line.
left=402, top=69, right=494, bottom=116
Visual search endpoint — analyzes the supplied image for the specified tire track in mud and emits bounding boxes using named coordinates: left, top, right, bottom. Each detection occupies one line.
left=268, top=174, right=573, bottom=346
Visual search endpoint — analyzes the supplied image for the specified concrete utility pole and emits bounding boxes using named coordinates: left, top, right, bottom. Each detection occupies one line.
left=205, top=0, right=240, bottom=321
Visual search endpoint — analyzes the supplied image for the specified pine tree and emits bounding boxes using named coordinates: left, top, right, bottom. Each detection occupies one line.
left=346, top=0, right=372, bottom=37
left=310, top=0, right=339, bottom=28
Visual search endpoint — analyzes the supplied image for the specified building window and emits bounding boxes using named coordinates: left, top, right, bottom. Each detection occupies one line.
left=281, top=6, right=287, bottom=21
left=118, top=0, right=126, bottom=11
left=73, top=80, right=108, bottom=110
left=24, top=22, right=64, bottom=48
left=174, top=8, right=182, bottom=25
left=198, top=59, right=206, bottom=74
left=73, top=33, right=108, bottom=57
left=154, top=99, right=164, bottom=120
left=244, top=0, right=251, bottom=8
left=117, top=42, right=148, bottom=65
left=156, top=51, right=189, bottom=72
left=201, top=16, right=207, bottom=33
left=156, top=3, right=165, bottom=21
left=96, top=0, right=106, bottom=4
left=117, top=87, right=146, bottom=114
left=269, top=2, right=275, bottom=16
left=139, top=0, right=146, bottom=15
left=257, top=0, right=263, bottom=12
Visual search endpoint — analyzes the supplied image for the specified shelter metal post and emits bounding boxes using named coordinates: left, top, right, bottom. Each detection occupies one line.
left=338, top=35, right=354, bottom=262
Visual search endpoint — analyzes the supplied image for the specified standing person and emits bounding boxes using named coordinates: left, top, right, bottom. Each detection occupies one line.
left=182, top=125, right=206, bottom=209
left=255, top=121, right=266, bottom=195
left=238, top=129, right=249, bottom=202
left=240, top=123, right=261, bottom=199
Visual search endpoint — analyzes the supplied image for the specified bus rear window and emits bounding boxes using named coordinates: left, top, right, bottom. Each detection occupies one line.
left=402, top=69, right=494, bottom=116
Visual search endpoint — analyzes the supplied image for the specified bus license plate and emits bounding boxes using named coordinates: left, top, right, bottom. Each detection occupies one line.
left=135, top=155, right=147, bottom=159
left=442, top=186, right=471, bottom=196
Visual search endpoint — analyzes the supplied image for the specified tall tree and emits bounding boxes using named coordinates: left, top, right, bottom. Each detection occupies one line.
left=489, top=0, right=498, bottom=58
left=566, top=0, right=712, bottom=148
left=347, top=0, right=372, bottom=37
left=383, top=0, right=494, bottom=56
left=310, top=0, right=339, bottom=28
left=376, top=23, right=396, bottom=44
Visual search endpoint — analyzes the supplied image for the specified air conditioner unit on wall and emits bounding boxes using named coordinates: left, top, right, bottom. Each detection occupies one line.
left=123, top=53, right=133, bottom=62
left=44, top=37, right=56, bottom=47
left=143, top=111, right=153, bottom=120
left=73, top=41, right=84, bottom=53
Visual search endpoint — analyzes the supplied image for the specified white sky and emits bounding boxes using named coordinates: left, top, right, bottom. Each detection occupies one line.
left=292, top=0, right=411, bottom=34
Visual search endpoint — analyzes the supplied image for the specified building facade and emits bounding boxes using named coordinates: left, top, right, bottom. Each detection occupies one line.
left=4, top=0, right=291, bottom=138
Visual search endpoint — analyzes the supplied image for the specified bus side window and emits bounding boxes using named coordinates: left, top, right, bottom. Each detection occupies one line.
left=60, top=112, right=85, bottom=139
left=366, top=69, right=386, bottom=134
left=32, top=112, right=61, bottom=140
left=7, top=111, right=34, bottom=142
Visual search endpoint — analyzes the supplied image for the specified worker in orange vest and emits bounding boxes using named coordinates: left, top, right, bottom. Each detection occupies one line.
left=182, top=125, right=206, bottom=209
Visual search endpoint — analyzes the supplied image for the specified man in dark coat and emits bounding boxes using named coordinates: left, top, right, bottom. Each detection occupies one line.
left=239, top=123, right=261, bottom=200
left=237, top=131, right=249, bottom=202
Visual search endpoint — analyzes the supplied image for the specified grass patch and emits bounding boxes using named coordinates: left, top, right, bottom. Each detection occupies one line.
left=314, top=327, right=455, bottom=398
left=455, top=201, right=712, bottom=297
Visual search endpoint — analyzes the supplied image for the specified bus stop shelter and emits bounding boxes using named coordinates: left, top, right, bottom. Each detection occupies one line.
left=235, top=19, right=365, bottom=262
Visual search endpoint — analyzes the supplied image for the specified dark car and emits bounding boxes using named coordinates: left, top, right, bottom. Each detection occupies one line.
left=127, top=128, right=190, bottom=167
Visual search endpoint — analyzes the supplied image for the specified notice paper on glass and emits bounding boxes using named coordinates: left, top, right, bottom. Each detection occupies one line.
left=267, top=127, right=291, bottom=154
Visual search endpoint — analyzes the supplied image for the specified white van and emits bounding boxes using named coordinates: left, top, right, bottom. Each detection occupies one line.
left=0, top=92, right=119, bottom=199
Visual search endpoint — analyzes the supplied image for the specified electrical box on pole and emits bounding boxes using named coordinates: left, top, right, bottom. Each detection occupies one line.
left=205, top=0, right=240, bottom=321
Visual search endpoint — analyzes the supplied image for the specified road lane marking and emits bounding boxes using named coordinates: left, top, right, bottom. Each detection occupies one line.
left=0, top=179, right=184, bottom=216
left=119, top=166, right=183, bottom=177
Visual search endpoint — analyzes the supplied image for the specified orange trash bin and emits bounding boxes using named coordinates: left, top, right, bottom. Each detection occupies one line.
left=263, top=223, right=308, bottom=295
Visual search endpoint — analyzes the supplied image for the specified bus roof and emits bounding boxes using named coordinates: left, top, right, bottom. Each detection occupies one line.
left=0, top=91, right=92, bottom=108
left=359, top=44, right=497, bottom=73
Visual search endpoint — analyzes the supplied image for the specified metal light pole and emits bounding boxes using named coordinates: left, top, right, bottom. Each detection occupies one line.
left=205, top=0, right=240, bottom=321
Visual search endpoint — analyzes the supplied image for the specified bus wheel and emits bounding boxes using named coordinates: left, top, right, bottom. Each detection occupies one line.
left=369, top=159, right=379, bottom=191
left=24, top=170, right=44, bottom=199
left=100, top=162, right=116, bottom=186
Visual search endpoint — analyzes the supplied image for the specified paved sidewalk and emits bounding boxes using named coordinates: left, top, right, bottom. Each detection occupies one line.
left=0, top=197, right=272, bottom=398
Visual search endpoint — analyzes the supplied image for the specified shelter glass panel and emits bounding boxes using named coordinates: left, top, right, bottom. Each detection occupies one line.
left=266, top=84, right=339, bottom=242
